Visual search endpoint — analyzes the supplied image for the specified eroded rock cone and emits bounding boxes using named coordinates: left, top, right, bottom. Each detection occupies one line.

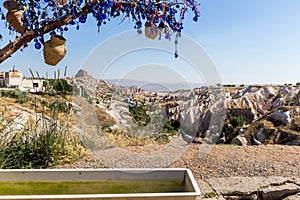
left=6, top=9, right=25, bottom=34
left=43, top=34, right=67, bottom=66
left=3, top=0, right=18, bottom=11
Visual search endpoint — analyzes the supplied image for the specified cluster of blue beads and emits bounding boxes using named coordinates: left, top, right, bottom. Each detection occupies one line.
left=2, top=0, right=200, bottom=57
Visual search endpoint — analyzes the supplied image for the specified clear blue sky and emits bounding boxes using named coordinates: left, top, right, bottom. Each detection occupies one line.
left=0, top=0, right=299, bottom=85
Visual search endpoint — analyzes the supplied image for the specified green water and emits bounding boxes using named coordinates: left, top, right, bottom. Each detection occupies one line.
left=0, top=179, right=186, bottom=195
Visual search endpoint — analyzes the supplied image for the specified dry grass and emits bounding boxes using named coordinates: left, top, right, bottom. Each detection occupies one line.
left=104, top=131, right=155, bottom=148
left=0, top=92, right=87, bottom=168
left=95, top=107, right=116, bottom=127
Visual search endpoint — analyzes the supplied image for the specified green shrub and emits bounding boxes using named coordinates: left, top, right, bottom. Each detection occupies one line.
left=50, top=101, right=70, bottom=113
left=15, top=98, right=29, bottom=104
left=0, top=126, right=84, bottom=169
left=0, top=90, right=10, bottom=97
left=129, top=105, right=151, bottom=126
left=48, top=79, right=73, bottom=95
left=0, top=91, right=85, bottom=169
left=229, top=116, right=245, bottom=128
left=0, top=89, right=30, bottom=104
left=205, top=191, right=217, bottom=198
left=162, top=119, right=180, bottom=135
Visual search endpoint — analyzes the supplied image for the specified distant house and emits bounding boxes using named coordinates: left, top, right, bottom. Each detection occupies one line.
left=0, top=69, right=22, bottom=88
left=0, top=69, right=45, bottom=93
left=19, top=79, right=45, bottom=93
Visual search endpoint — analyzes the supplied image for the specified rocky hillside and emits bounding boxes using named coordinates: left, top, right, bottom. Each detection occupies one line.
left=73, top=70, right=300, bottom=146
left=226, top=85, right=300, bottom=121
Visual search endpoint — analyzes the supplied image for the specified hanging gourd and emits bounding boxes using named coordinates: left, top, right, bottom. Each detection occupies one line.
left=43, top=34, right=67, bottom=66
left=56, top=0, right=68, bottom=6
left=144, top=22, right=158, bottom=40
left=3, top=0, right=18, bottom=11
left=6, top=9, right=25, bottom=34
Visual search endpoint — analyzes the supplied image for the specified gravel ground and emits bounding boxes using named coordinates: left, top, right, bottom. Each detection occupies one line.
left=57, top=141, right=300, bottom=180
left=170, top=144, right=300, bottom=180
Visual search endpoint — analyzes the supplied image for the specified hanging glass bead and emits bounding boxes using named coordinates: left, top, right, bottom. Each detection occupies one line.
left=174, top=51, right=178, bottom=58
left=35, top=42, right=42, bottom=50
left=79, top=15, right=87, bottom=23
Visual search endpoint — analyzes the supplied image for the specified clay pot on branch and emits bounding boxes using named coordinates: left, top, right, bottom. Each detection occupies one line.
left=3, top=0, right=18, bottom=11
left=43, top=34, right=67, bottom=66
left=56, top=0, right=68, bottom=6
left=144, top=22, right=158, bottom=40
left=6, top=9, right=25, bottom=34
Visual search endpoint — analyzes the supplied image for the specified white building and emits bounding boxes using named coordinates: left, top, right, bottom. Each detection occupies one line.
left=19, top=79, right=45, bottom=93
left=0, top=69, right=45, bottom=92
left=0, top=70, right=22, bottom=88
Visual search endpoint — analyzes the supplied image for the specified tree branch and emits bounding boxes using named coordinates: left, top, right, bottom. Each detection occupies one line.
left=0, top=0, right=199, bottom=64
left=0, top=3, right=92, bottom=64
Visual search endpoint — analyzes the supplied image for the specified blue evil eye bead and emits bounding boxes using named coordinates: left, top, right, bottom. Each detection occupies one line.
left=35, top=42, right=42, bottom=50
left=49, top=1, right=55, bottom=7
left=165, top=32, right=170, bottom=40
left=174, top=51, right=178, bottom=58
left=79, top=15, right=87, bottom=23
left=44, top=0, right=49, bottom=2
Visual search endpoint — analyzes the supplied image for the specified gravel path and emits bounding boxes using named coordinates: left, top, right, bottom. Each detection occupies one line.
left=59, top=137, right=190, bottom=168
left=57, top=142, right=300, bottom=180
left=171, top=144, right=300, bottom=180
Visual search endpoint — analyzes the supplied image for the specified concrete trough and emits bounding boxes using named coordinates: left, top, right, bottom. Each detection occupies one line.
left=0, top=168, right=200, bottom=200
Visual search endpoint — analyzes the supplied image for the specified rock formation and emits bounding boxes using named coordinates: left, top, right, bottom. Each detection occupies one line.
left=73, top=70, right=300, bottom=146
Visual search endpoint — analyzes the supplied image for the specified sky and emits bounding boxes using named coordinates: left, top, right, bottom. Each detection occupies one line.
left=0, top=0, right=300, bottom=85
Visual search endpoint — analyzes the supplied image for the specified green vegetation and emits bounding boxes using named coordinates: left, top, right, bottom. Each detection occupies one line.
left=205, top=191, right=217, bottom=198
left=49, top=100, right=70, bottom=114
left=0, top=125, right=84, bottom=169
left=162, top=119, right=179, bottom=135
left=223, top=84, right=236, bottom=87
left=229, top=116, right=245, bottom=128
left=129, top=105, right=151, bottom=126
left=0, top=89, right=29, bottom=104
left=48, top=79, right=73, bottom=96
left=0, top=87, right=85, bottom=169
left=221, top=116, right=246, bottom=143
